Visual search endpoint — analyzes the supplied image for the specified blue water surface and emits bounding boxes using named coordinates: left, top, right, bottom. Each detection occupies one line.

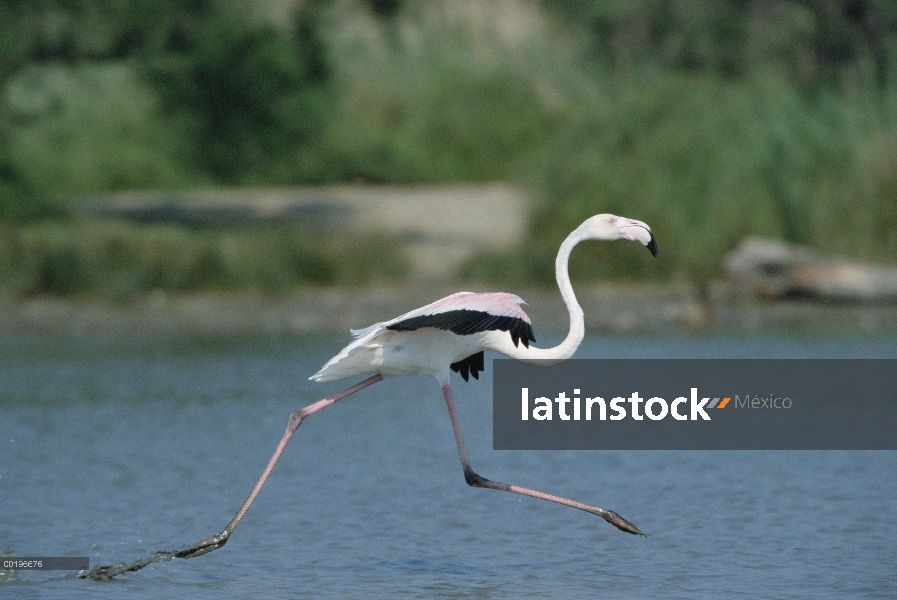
left=1, top=332, right=895, bottom=598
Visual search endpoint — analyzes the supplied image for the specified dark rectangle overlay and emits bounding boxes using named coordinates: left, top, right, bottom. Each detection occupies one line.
left=493, top=359, right=897, bottom=450
left=1, top=557, right=89, bottom=570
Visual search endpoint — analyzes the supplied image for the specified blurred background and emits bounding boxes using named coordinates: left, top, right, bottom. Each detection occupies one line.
left=1, top=0, right=896, bottom=331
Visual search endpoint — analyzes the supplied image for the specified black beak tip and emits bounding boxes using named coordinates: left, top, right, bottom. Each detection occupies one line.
left=646, top=235, right=658, bottom=257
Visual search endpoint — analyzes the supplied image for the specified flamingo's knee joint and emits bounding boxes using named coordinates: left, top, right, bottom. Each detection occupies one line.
left=288, top=409, right=305, bottom=430
left=464, top=470, right=487, bottom=487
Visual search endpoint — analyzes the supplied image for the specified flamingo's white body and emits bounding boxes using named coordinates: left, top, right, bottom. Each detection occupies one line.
left=311, top=291, right=529, bottom=383
left=84, top=213, right=657, bottom=580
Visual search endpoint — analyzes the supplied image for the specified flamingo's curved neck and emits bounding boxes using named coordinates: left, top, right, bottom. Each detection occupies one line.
left=491, top=230, right=586, bottom=364
left=547, top=232, right=586, bottom=360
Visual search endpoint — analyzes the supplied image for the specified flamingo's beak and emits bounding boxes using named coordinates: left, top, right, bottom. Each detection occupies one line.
left=646, top=233, right=658, bottom=257
left=617, top=218, right=658, bottom=257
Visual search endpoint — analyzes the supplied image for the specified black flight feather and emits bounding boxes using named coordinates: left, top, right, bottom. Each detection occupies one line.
left=387, top=309, right=535, bottom=348
left=450, top=351, right=485, bottom=382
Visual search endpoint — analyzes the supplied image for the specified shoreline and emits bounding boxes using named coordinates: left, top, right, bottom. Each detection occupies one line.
left=2, top=282, right=896, bottom=337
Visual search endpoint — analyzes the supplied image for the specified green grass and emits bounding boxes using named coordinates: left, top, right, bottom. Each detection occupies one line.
left=0, top=220, right=409, bottom=301
left=456, top=69, right=897, bottom=285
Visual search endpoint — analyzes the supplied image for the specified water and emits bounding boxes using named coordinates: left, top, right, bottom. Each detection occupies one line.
left=1, top=333, right=895, bottom=598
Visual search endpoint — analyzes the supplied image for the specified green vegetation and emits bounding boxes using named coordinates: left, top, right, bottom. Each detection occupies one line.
left=0, top=220, right=408, bottom=300
left=1, top=1, right=896, bottom=296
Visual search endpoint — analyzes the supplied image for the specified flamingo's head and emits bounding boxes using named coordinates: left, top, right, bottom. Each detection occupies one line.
left=578, top=214, right=658, bottom=256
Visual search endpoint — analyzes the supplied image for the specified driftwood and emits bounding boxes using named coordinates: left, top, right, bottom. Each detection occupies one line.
left=725, top=237, right=897, bottom=303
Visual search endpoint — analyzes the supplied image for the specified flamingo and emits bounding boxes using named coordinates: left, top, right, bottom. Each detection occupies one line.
left=83, top=213, right=656, bottom=579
